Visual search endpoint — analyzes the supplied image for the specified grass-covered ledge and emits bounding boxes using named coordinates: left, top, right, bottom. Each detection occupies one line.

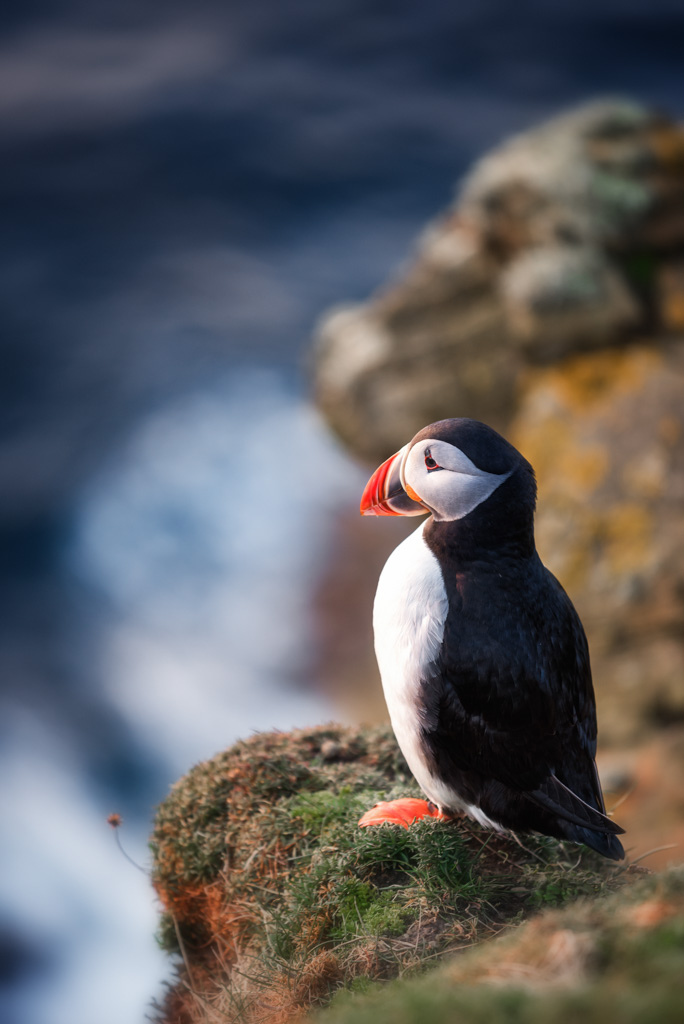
left=150, top=724, right=632, bottom=1024
left=315, top=866, right=684, bottom=1024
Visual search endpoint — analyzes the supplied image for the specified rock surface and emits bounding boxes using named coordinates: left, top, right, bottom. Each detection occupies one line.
left=313, top=99, right=684, bottom=460
left=311, top=98, right=684, bottom=747
left=513, top=342, right=684, bottom=743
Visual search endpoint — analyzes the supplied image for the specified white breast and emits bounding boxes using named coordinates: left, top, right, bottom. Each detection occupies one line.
left=374, top=521, right=505, bottom=828
left=372, top=521, right=453, bottom=808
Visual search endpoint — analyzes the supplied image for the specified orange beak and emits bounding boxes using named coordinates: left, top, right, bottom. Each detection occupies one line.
left=360, top=445, right=427, bottom=517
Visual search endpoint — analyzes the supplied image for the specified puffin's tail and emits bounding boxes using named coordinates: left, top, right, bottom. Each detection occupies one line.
left=528, top=774, right=625, bottom=861
left=568, top=826, right=625, bottom=861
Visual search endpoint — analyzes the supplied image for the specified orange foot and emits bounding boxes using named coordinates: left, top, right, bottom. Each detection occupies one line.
left=358, top=798, right=450, bottom=829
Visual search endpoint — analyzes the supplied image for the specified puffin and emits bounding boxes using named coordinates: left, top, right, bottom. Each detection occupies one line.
left=358, top=418, right=625, bottom=860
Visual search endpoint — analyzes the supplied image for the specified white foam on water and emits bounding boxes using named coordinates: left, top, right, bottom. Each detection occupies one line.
left=0, top=712, right=168, bottom=1024
left=73, top=368, right=363, bottom=767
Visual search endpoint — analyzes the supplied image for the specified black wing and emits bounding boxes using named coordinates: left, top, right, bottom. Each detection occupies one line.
left=421, top=560, right=622, bottom=839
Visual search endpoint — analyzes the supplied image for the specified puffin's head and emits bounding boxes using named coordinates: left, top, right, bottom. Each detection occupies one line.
left=360, top=418, right=535, bottom=523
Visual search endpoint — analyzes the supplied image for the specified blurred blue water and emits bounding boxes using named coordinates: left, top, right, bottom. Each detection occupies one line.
left=1, top=2, right=683, bottom=1021
left=71, top=371, right=361, bottom=772
left=1, top=372, right=361, bottom=1024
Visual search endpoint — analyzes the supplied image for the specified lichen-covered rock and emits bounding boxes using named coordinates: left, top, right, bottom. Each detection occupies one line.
left=500, top=244, right=638, bottom=358
left=459, top=99, right=684, bottom=256
left=311, top=97, right=684, bottom=749
left=314, top=232, right=514, bottom=459
left=511, top=342, right=684, bottom=745
left=313, top=99, right=684, bottom=462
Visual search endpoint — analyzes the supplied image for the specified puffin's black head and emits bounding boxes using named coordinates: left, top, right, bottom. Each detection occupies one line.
left=360, top=419, right=536, bottom=549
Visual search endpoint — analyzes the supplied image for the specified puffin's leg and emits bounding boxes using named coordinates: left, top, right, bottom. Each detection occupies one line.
left=358, top=797, right=451, bottom=829
left=426, top=800, right=464, bottom=819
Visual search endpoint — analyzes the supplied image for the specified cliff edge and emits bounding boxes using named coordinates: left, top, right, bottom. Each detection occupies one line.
left=150, top=724, right=643, bottom=1024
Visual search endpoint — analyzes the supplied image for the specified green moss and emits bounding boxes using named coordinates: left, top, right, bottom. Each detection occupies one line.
left=528, top=874, right=607, bottom=909
left=361, top=891, right=413, bottom=937
left=326, top=879, right=413, bottom=941
left=288, top=787, right=371, bottom=830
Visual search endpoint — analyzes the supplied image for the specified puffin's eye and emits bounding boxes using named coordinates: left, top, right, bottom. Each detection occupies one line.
left=424, top=449, right=441, bottom=472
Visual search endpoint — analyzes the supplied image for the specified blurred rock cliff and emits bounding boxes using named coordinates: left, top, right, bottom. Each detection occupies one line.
left=312, top=99, right=684, bottom=756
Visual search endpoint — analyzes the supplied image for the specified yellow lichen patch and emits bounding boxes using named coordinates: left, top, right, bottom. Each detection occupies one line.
left=514, top=415, right=608, bottom=503
left=535, top=514, right=601, bottom=594
left=599, top=503, right=654, bottom=575
left=557, top=444, right=609, bottom=498
left=513, top=416, right=572, bottom=485
left=522, top=346, right=662, bottom=417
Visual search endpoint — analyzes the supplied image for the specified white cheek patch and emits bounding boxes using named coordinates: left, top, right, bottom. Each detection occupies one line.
left=404, top=440, right=512, bottom=522
left=434, top=467, right=512, bottom=522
